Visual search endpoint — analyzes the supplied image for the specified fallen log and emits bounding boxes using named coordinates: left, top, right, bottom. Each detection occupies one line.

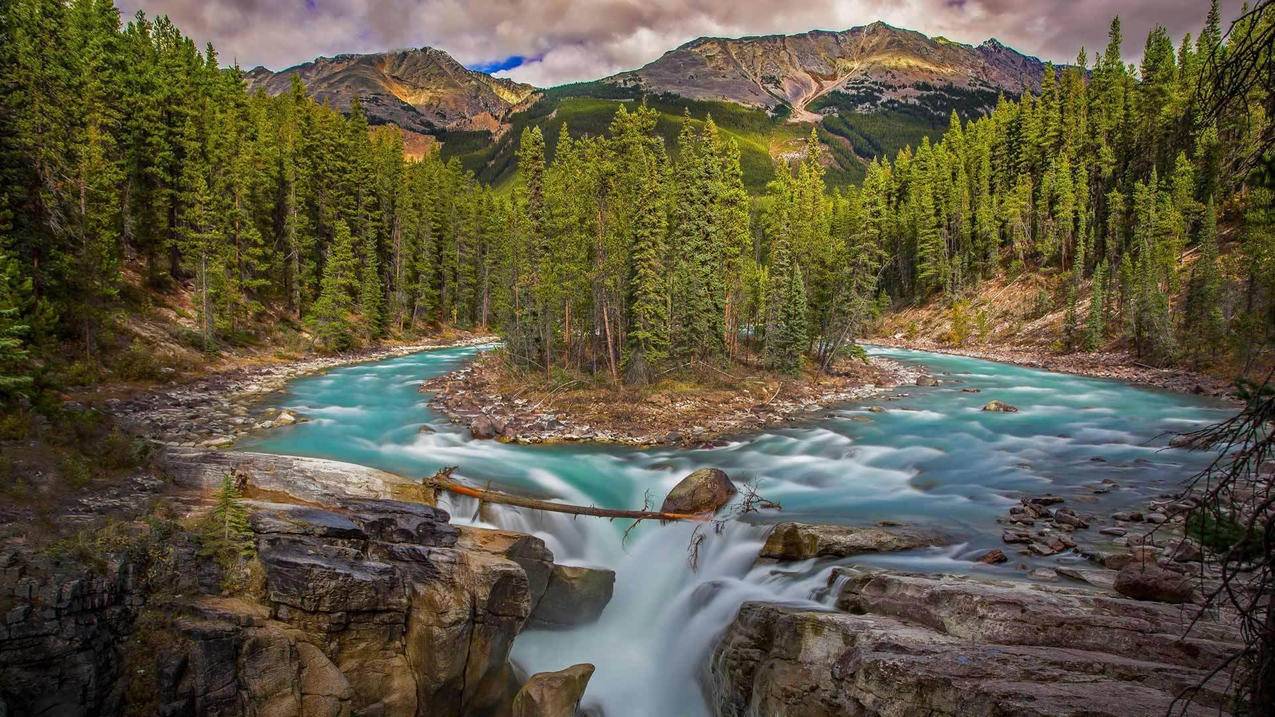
left=424, top=467, right=706, bottom=521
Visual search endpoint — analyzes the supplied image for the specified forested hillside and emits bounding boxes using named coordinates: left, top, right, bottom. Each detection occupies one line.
left=860, top=6, right=1273, bottom=372
left=0, top=0, right=1271, bottom=409
left=0, top=0, right=505, bottom=399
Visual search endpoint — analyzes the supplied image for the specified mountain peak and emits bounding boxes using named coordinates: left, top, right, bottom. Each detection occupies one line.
left=244, top=46, right=535, bottom=134
left=603, top=24, right=1049, bottom=117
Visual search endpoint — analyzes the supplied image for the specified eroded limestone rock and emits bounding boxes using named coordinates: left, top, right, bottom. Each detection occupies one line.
left=710, top=570, right=1241, bottom=717
left=758, top=522, right=946, bottom=561
left=511, top=663, right=595, bottom=717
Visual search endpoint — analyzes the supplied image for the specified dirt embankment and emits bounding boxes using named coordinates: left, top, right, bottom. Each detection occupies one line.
left=873, top=271, right=1239, bottom=399
left=872, top=337, right=1237, bottom=398
left=421, top=351, right=920, bottom=447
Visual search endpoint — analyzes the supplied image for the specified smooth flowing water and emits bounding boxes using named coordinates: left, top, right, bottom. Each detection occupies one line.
left=241, top=345, right=1231, bottom=715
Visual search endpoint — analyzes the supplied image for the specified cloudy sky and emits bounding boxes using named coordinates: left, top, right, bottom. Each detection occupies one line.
left=115, top=0, right=1243, bottom=87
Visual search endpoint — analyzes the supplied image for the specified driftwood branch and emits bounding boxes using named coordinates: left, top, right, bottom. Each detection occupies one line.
left=425, top=467, right=705, bottom=522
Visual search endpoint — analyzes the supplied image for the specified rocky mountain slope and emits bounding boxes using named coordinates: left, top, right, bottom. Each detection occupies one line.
left=245, top=47, right=536, bottom=134
left=603, top=22, right=1053, bottom=119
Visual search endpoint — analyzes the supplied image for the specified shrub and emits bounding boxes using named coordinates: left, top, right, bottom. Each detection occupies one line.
left=946, top=300, right=973, bottom=347
left=1187, top=509, right=1262, bottom=561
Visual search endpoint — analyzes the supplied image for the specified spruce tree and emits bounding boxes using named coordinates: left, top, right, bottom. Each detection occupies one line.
left=0, top=247, right=34, bottom=402
left=310, top=221, right=359, bottom=350
left=1182, top=199, right=1226, bottom=366
left=625, top=150, right=669, bottom=384
left=764, top=232, right=807, bottom=374
left=1084, top=261, right=1108, bottom=350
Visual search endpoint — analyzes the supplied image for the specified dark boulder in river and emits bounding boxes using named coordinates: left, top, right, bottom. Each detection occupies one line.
left=659, top=468, right=737, bottom=515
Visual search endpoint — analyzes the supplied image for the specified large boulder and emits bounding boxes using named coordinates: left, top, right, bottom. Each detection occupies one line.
left=759, top=522, right=945, bottom=561
left=511, top=663, right=595, bottom=717
left=1114, top=561, right=1197, bottom=604
left=660, top=468, right=737, bottom=515
left=457, top=525, right=556, bottom=606
left=529, top=564, right=616, bottom=628
left=710, top=570, right=1242, bottom=717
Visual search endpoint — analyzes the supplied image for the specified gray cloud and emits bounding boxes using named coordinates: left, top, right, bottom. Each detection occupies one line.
left=116, top=0, right=1245, bottom=86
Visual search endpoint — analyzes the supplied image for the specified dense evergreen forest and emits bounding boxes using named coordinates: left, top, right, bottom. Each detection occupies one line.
left=0, top=0, right=1271, bottom=405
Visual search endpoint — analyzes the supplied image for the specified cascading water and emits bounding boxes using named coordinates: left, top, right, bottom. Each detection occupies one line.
left=241, top=344, right=1232, bottom=715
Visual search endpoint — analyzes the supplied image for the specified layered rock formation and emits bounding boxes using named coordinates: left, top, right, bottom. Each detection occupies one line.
left=0, top=450, right=613, bottom=717
left=758, top=521, right=945, bottom=560
left=710, top=569, right=1242, bottom=716
left=245, top=48, right=535, bottom=135
left=605, top=22, right=1055, bottom=117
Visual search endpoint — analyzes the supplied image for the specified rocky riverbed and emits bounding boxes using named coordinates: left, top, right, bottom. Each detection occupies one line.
left=105, top=334, right=496, bottom=447
left=871, top=337, right=1238, bottom=398
left=421, top=351, right=920, bottom=447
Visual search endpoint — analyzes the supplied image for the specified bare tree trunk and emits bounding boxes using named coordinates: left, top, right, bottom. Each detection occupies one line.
left=427, top=469, right=704, bottom=521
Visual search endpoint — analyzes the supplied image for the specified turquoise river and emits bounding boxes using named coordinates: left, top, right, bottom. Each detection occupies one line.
left=241, top=344, right=1231, bottom=716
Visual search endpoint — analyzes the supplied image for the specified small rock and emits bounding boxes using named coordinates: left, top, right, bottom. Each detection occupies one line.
left=1028, top=542, right=1057, bottom=556
left=977, top=549, right=1008, bottom=564
left=1054, top=509, right=1089, bottom=529
left=1098, top=526, right=1128, bottom=537
left=1144, top=512, right=1168, bottom=524
left=1055, top=566, right=1118, bottom=590
left=1001, top=530, right=1031, bottom=544
left=867, top=406, right=886, bottom=413
left=915, top=375, right=939, bottom=386
left=961, top=387, right=981, bottom=393
left=1169, top=433, right=1209, bottom=449
left=1029, top=568, right=1058, bottom=580
left=982, top=400, right=1019, bottom=413
left=1166, top=539, right=1203, bottom=563
left=1112, top=511, right=1143, bottom=522
left=470, top=415, right=500, bottom=439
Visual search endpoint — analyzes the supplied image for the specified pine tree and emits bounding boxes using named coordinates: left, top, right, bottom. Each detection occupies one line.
left=310, top=221, right=359, bottom=350
left=1084, top=261, right=1108, bottom=350
left=624, top=149, right=669, bottom=384
left=1183, top=199, right=1226, bottom=366
left=764, top=231, right=807, bottom=374
left=0, top=246, right=34, bottom=402
left=359, top=229, right=383, bottom=336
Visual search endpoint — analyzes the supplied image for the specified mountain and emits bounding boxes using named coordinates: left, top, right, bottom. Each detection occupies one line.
left=602, top=22, right=1051, bottom=119
left=245, top=47, right=537, bottom=134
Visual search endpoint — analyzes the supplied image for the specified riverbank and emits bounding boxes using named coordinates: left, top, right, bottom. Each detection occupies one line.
left=421, top=350, right=920, bottom=447
left=103, top=331, right=496, bottom=447
left=870, top=336, right=1238, bottom=399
